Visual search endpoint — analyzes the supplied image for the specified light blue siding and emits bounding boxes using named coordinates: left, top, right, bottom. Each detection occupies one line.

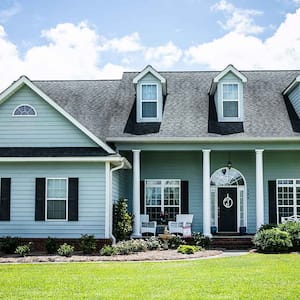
left=288, top=85, right=300, bottom=118
left=0, top=86, right=97, bottom=147
left=112, top=169, right=128, bottom=204
left=0, top=162, right=106, bottom=238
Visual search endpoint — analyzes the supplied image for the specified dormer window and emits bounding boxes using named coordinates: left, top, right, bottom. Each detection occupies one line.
left=222, top=83, right=239, bottom=118
left=133, top=65, right=166, bottom=123
left=141, top=83, right=158, bottom=119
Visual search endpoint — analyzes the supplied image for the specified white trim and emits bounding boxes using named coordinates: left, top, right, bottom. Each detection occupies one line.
left=12, top=104, right=37, bottom=117
left=144, top=179, right=181, bottom=219
left=107, top=136, right=300, bottom=143
left=132, top=149, right=141, bottom=237
left=210, top=167, right=247, bottom=232
left=282, top=75, right=300, bottom=95
left=45, top=177, right=68, bottom=221
left=0, top=156, right=131, bottom=166
left=105, top=162, right=110, bottom=238
left=276, top=179, right=300, bottom=224
left=133, top=65, right=166, bottom=85
left=140, top=83, right=160, bottom=122
left=214, top=65, right=247, bottom=84
left=0, top=76, right=115, bottom=154
left=220, top=82, right=240, bottom=120
left=255, top=149, right=264, bottom=230
left=202, top=149, right=211, bottom=237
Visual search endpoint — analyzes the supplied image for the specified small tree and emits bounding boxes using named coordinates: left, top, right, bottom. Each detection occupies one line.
left=113, top=198, right=133, bottom=242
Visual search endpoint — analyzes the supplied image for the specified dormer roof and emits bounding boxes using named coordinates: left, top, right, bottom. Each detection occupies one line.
left=283, top=75, right=300, bottom=95
left=209, top=64, right=247, bottom=95
left=133, top=65, right=167, bottom=95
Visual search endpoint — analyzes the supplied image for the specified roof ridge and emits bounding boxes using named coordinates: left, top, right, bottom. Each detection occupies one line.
left=33, top=79, right=121, bottom=82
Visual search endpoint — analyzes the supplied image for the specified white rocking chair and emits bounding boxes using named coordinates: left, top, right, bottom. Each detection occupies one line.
left=168, top=214, right=193, bottom=237
left=281, top=215, right=300, bottom=223
left=140, top=214, right=157, bottom=236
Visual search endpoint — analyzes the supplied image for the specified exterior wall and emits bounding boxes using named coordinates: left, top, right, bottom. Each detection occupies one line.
left=0, top=86, right=97, bottom=147
left=112, top=169, right=128, bottom=204
left=0, top=162, right=106, bottom=238
left=288, top=85, right=300, bottom=118
left=264, top=151, right=300, bottom=223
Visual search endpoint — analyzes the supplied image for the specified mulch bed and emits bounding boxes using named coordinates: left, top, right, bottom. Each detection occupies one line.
left=0, top=250, right=222, bottom=263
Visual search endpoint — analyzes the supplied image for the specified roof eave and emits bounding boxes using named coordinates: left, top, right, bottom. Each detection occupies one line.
left=283, top=75, right=300, bottom=95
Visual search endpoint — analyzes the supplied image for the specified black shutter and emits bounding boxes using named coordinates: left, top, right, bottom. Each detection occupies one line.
left=140, top=181, right=145, bottom=214
left=68, top=178, right=79, bottom=221
left=0, top=178, right=11, bottom=221
left=181, top=181, right=189, bottom=213
left=268, top=180, right=277, bottom=224
left=35, top=178, right=45, bottom=221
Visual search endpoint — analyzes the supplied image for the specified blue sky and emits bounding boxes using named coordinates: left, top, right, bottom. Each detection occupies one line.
left=0, top=0, right=300, bottom=89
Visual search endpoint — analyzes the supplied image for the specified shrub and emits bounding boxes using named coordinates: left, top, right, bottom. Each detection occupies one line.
left=253, top=228, right=293, bottom=253
left=113, top=198, right=133, bottom=242
left=0, top=236, right=20, bottom=254
left=80, top=234, right=97, bottom=254
left=45, top=237, right=57, bottom=254
left=278, top=221, right=300, bottom=250
left=57, top=243, right=74, bottom=257
left=177, top=245, right=200, bottom=254
left=114, top=239, right=148, bottom=255
left=15, top=242, right=32, bottom=257
left=100, top=245, right=117, bottom=256
left=191, top=232, right=211, bottom=249
left=168, top=236, right=185, bottom=249
left=258, top=223, right=277, bottom=232
left=145, top=237, right=162, bottom=250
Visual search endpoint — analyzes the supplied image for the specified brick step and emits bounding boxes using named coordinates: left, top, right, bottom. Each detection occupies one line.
left=211, top=237, right=254, bottom=250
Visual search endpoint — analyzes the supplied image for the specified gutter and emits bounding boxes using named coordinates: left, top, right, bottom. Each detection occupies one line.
left=109, top=158, right=126, bottom=244
left=107, top=136, right=300, bottom=144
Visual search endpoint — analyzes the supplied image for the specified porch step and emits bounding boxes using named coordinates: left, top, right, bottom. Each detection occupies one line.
left=211, top=236, right=254, bottom=250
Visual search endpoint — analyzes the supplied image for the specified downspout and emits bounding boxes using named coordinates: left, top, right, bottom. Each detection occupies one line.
left=109, top=159, right=125, bottom=244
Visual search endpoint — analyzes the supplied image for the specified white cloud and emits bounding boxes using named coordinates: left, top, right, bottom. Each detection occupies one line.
left=144, top=42, right=182, bottom=68
left=0, top=1, right=21, bottom=23
left=185, top=8, right=300, bottom=70
left=211, top=0, right=264, bottom=35
left=99, top=32, right=143, bottom=53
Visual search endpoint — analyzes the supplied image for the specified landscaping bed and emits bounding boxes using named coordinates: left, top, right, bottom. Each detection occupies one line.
left=0, top=249, right=222, bottom=263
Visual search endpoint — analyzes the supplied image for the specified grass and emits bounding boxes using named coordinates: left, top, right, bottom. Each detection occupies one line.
left=0, top=253, right=299, bottom=299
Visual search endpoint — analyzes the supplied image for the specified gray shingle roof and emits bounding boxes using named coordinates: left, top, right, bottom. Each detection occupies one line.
left=34, top=70, right=300, bottom=141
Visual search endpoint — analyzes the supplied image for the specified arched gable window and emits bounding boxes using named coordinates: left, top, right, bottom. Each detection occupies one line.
left=13, top=104, right=37, bottom=117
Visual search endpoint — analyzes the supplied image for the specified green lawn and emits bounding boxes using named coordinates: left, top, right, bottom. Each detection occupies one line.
left=0, top=253, right=299, bottom=299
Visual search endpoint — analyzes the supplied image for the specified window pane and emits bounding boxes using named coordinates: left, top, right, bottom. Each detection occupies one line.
left=146, top=187, right=161, bottom=206
left=223, top=84, right=238, bottom=100
left=223, top=101, right=238, bottom=117
left=142, top=102, right=157, bottom=118
left=48, top=179, right=67, bottom=198
left=142, top=85, right=157, bottom=100
left=13, top=105, right=36, bottom=116
left=47, top=200, right=66, bottom=219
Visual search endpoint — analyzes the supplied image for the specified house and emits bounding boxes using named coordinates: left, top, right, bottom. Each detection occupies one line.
left=0, top=65, right=300, bottom=245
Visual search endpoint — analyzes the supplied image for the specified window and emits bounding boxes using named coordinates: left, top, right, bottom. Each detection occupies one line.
left=145, top=179, right=180, bottom=222
left=141, top=84, right=158, bottom=119
left=13, top=104, right=37, bottom=116
left=46, top=178, right=68, bottom=220
left=277, top=179, right=300, bottom=223
left=222, top=83, right=239, bottom=118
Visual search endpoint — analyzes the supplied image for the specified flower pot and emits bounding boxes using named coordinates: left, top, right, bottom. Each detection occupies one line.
left=239, top=226, right=247, bottom=235
left=211, top=226, right=217, bottom=234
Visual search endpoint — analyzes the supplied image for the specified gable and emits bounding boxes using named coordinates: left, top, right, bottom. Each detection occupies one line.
left=0, top=86, right=99, bottom=147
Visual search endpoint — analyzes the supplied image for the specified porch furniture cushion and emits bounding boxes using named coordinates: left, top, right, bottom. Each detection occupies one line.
left=140, top=214, right=157, bottom=235
left=168, top=214, right=193, bottom=236
left=281, top=215, right=300, bottom=223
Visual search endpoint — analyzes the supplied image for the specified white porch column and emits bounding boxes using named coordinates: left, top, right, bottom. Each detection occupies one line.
left=132, top=149, right=141, bottom=237
left=256, top=149, right=264, bottom=230
left=202, top=149, right=211, bottom=237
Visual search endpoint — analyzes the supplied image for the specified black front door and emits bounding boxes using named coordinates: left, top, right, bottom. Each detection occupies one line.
left=218, top=188, right=237, bottom=232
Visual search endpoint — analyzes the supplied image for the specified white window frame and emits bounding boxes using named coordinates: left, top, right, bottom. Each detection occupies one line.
left=12, top=104, right=37, bottom=117
left=221, top=82, right=240, bottom=120
left=140, top=83, right=159, bottom=121
left=276, top=179, right=300, bottom=223
left=145, top=179, right=181, bottom=220
left=45, top=178, right=68, bottom=221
